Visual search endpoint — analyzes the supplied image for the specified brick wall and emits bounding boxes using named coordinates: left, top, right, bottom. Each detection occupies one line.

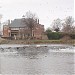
left=33, top=24, right=44, bottom=39
left=3, top=25, right=10, bottom=37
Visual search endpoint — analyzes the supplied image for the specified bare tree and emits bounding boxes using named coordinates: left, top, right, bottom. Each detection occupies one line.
left=0, top=14, right=2, bottom=36
left=52, top=18, right=61, bottom=32
left=23, top=11, right=38, bottom=39
left=62, top=16, right=74, bottom=33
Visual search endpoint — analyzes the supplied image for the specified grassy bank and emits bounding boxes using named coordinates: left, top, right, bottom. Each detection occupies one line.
left=0, top=39, right=75, bottom=45
left=32, top=40, right=75, bottom=44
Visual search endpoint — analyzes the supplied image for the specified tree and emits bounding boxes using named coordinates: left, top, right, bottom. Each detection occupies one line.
left=0, top=14, right=2, bottom=36
left=23, top=11, right=38, bottom=39
left=46, top=27, right=52, bottom=33
left=52, top=18, right=61, bottom=32
left=62, top=16, right=74, bottom=33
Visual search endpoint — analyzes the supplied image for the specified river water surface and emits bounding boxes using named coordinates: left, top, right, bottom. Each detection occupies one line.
left=0, top=44, right=75, bottom=75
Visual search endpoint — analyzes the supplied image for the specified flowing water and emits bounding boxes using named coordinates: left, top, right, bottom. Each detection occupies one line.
left=0, top=44, right=75, bottom=75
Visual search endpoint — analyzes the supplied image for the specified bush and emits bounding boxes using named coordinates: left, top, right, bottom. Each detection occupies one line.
left=70, top=34, right=75, bottom=39
left=46, top=31, right=75, bottom=40
left=46, top=32, right=63, bottom=40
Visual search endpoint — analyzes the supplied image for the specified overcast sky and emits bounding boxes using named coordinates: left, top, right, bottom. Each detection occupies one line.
left=0, top=0, right=74, bottom=29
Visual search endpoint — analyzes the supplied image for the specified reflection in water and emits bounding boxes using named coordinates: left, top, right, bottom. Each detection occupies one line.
left=0, top=44, right=75, bottom=74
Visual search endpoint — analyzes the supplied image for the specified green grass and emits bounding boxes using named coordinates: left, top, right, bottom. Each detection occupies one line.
left=0, top=39, right=75, bottom=44
left=32, top=40, right=61, bottom=44
left=32, top=40, right=75, bottom=44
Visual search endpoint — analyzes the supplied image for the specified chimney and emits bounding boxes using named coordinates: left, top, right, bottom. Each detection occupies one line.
left=38, top=19, right=39, bottom=24
left=8, top=20, right=10, bottom=25
left=11, top=20, right=13, bottom=23
left=35, top=19, right=37, bottom=23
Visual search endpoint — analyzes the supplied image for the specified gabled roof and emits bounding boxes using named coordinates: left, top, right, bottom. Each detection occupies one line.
left=9, top=19, right=26, bottom=28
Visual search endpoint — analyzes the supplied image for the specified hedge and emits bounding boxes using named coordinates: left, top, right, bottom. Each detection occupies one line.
left=46, top=32, right=75, bottom=40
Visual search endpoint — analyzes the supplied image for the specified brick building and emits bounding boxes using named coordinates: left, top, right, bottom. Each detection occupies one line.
left=2, top=18, right=44, bottom=39
left=3, top=25, right=10, bottom=38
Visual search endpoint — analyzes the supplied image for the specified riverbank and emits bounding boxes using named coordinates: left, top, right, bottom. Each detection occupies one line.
left=0, top=38, right=75, bottom=45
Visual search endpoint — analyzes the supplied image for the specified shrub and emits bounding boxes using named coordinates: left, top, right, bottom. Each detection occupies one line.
left=46, top=32, right=63, bottom=40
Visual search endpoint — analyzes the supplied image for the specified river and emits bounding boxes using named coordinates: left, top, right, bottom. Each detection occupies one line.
left=0, top=44, right=75, bottom=75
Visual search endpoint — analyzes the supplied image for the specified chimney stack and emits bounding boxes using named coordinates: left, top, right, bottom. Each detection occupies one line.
left=35, top=19, right=37, bottom=23
left=38, top=19, right=39, bottom=24
left=8, top=20, right=10, bottom=25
